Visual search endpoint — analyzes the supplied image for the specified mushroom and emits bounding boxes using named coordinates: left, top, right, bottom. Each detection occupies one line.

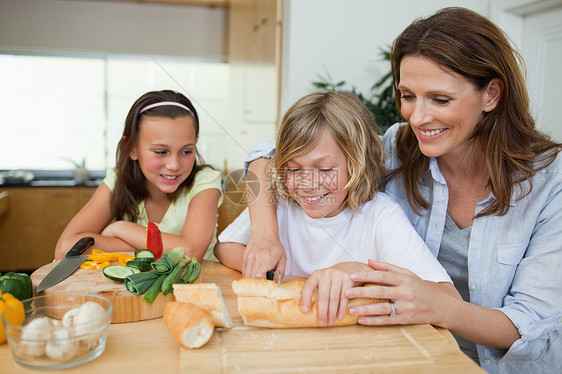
left=18, top=317, right=53, bottom=358
left=61, top=307, right=80, bottom=328
left=73, top=301, right=106, bottom=349
left=45, top=328, right=80, bottom=361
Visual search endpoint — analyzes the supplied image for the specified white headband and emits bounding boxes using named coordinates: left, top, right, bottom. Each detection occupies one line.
left=140, top=101, right=192, bottom=114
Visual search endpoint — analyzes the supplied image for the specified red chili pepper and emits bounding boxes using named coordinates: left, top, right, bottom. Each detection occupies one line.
left=146, top=222, right=163, bottom=259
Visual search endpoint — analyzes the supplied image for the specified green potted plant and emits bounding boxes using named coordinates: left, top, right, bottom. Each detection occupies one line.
left=312, top=47, right=402, bottom=134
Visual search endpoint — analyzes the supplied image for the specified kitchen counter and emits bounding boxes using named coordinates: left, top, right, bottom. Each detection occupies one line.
left=0, top=179, right=102, bottom=188
left=1, top=261, right=484, bottom=373
left=0, top=169, right=105, bottom=188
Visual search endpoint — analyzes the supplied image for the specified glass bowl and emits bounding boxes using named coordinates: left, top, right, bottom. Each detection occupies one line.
left=1, top=294, right=113, bottom=370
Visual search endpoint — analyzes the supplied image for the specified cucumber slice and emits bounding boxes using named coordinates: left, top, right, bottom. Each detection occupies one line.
left=126, top=259, right=153, bottom=272
left=134, top=249, right=156, bottom=262
left=103, top=265, right=140, bottom=282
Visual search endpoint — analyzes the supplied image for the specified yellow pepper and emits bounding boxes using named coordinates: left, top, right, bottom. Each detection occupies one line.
left=89, top=249, right=118, bottom=262
left=80, top=260, right=111, bottom=270
left=79, top=250, right=134, bottom=270
left=118, top=253, right=134, bottom=266
left=0, top=291, right=25, bottom=344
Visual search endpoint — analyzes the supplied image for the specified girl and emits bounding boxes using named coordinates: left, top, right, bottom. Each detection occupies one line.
left=55, top=90, right=222, bottom=262
left=215, top=91, right=459, bottom=327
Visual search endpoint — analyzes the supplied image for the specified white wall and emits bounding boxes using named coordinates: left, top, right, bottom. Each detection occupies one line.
left=280, top=0, right=491, bottom=117
left=491, top=0, right=562, bottom=141
left=0, top=0, right=226, bottom=58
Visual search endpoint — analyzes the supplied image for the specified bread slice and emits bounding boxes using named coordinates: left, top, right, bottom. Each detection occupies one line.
left=163, top=301, right=214, bottom=349
left=232, top=278, right=387, bottom=328
left=172, top=283, right=233, bottom=328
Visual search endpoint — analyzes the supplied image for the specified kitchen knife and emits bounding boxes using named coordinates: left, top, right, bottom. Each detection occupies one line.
left=36, top=237, right=95, bottom=293
left=266, top=270, right=282, bottom=285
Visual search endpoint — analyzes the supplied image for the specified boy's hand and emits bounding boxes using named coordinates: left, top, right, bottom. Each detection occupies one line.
left=300, top=264, right=359, bottom=326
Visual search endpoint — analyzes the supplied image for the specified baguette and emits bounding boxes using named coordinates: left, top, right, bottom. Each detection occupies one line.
left=232, top=278, right=387, bottom=328
left=172, top=283, right=233, bottom=328
left=163, top=301, right=214, bottom=349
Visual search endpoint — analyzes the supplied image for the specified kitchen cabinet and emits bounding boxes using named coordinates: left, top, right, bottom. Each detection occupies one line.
left=0, top=187, right=96, bottom=272
left=228, top=0, right=282, bottom=123
left=66, top=0, right=228, bottom=7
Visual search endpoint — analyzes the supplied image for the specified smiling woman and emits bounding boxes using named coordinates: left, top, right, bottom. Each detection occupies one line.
left=0, top=53, right=230, bottom=172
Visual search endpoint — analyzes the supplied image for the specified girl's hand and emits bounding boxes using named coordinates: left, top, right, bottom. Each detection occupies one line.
left=300, top=264, right=359, bottom=326
left=345, top=259, right=456, bottom=326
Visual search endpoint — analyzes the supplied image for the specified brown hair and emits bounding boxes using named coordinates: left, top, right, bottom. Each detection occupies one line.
left=388, top=7, right=561, bottom=217
left=272, top=91, right=384, bottom=212
left=112, top=90, right=210, bottom=221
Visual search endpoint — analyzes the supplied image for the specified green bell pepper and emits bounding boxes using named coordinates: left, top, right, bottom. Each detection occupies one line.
left=0, top=272, right=32, bottom=301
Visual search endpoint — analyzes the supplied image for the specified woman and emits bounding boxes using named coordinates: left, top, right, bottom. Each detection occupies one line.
left=241, top=7, right=562, bottom=373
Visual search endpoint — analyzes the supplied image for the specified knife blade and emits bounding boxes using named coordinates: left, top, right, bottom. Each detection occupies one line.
left=36, top=237, right=95, bottom=293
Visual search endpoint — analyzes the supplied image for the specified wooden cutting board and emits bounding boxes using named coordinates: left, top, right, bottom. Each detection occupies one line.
left=180, top=324, right=483, bottom=373
left=178, top=261, right=484, bottom=373
left=31, top=259, right=173, bottom=323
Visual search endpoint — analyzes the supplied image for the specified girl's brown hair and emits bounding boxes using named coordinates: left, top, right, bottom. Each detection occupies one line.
left=112, top=90, right=209, bottom=221
left=272, top=91, right=384, bottom=212
left=388, top=7, right=561, bottom=217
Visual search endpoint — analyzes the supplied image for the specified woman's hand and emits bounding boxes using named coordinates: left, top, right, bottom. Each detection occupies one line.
left=242, top=232, right=286, bottom=279
left=345, top=259, right=458, bottom=326
left=242, top=157, right=287, bottom=278
left=300, top=263, right=363, bottom=326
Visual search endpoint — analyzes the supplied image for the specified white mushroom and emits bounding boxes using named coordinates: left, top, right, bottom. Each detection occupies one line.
left=50, top=319, right=61, bottom=328
left=45, top=328, right=80, bottom=361
left=73, top=301, right=106, bottom=348
left=18, top=317, right=53, bottom=358
left=61, top=307, right=80, bottom=328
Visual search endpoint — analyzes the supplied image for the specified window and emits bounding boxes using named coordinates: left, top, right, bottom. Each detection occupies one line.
left=0, top=53, right=229, bottom=172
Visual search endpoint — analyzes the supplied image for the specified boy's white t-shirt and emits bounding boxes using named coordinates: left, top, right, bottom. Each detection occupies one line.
left=218, top=192, right=452, bottom=283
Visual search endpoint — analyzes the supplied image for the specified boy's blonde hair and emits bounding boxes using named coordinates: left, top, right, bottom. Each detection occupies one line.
left=271, top=91, right=384, bottom=212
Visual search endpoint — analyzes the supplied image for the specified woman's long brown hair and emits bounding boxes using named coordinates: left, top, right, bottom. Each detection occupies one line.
left=388, top=7, right=561, bottom=217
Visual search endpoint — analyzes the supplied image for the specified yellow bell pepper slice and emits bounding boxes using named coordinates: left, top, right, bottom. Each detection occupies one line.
left=118, top=254, right=134, bottom=266
left=95, top=261, right=111, bottom=269
left=80, top=250, right=135, bottom=270
left=80, top=260, right=112, bottom=270
left=89, top=249, right=118, bottom=262
left=80, top=260, right=98, bottom=269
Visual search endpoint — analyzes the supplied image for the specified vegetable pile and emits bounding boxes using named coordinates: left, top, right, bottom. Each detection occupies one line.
left=103, top=247, right=201, bottom=304
left=83, top=222, right=200, bottom=304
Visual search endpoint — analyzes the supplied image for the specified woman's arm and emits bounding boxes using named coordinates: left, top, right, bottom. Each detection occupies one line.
left=242, top=157, right=287, bottom=278
left=54, top=183, right=136, bottom=259
left=346, top=260, right=519, bottom=350
left=214, top=241, right=246, bottom=272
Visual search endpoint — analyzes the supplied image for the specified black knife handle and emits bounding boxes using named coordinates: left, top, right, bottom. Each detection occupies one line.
left=65, top=237, right=95, bottom=258
left=266, top=270, right=275, bottom=281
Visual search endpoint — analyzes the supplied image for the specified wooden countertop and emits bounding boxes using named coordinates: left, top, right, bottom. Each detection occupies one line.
left=1, top=261, right=484, bottom=373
